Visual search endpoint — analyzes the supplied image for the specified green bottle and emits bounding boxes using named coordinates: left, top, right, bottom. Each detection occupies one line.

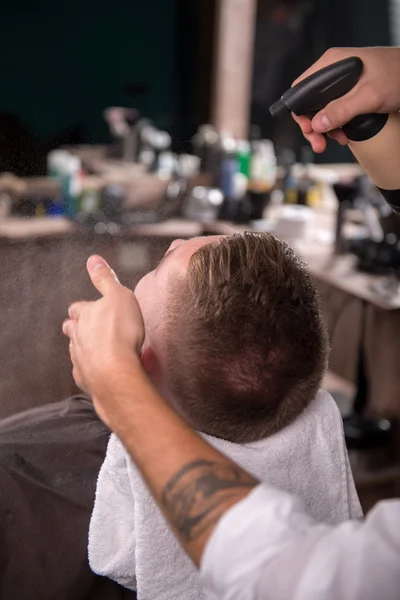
left=236, top=140, right=251, bottom=179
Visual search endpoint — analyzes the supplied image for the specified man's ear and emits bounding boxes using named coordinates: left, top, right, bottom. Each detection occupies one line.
left=140, top=344, right=156, bottom=375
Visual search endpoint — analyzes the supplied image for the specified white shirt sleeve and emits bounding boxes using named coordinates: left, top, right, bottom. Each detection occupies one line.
left=201, top=484, right=400, bottom=600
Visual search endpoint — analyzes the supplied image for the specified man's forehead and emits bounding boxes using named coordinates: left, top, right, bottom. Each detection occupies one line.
left=156, top=235, right=229, bottom=317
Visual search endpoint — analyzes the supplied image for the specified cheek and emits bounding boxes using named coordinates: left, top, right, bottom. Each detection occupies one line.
left=134, top=272, right=157, bottom=331
left=134, top=274, right=150, bottom=310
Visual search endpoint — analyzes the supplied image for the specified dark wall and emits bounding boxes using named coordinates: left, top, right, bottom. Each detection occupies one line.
left=175, top=0, right=216, bottom=152
left=0, top=0, right=178, bottom=146
left=351, top=0, right=391, bottom=46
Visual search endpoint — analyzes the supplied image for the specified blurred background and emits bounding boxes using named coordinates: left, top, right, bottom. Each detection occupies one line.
left=0, top=0, right=391, bottom=176
left=1, top=0, right=400, bottom=515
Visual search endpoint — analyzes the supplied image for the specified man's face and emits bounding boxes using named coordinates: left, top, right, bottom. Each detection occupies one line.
left=134, top=235, right=223, bottom=357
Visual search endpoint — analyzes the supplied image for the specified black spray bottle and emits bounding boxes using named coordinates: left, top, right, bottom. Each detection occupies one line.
left=270, top=57, right=400, bottom=213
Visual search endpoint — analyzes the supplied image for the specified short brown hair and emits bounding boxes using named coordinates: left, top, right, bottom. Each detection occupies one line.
left=165, top=232, right=329, bottom=443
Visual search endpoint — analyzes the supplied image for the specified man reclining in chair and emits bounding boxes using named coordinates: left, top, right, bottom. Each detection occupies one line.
left=89, top=232, right=362, bottom=600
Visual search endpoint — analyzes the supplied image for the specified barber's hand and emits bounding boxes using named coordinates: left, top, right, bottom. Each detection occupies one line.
left=292, top=46, right=400, bottom=153
left=62, top=255, right=144, bottom=424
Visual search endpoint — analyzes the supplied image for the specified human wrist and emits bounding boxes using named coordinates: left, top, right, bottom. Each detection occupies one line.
left=91, top=352, right=148, bottom=431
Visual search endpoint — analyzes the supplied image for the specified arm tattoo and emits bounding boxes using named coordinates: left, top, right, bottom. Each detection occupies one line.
left=161, top=459, right=257, bottom=542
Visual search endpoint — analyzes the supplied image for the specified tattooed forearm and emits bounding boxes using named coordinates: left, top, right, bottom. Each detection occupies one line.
left=161, top=459, right=258, bottom=542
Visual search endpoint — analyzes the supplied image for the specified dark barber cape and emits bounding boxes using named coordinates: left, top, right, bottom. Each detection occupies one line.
left=0, top=396, right=136, bottom=600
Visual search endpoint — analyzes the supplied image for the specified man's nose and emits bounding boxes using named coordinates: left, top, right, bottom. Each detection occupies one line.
left=167, top=239, right=185, bottom=253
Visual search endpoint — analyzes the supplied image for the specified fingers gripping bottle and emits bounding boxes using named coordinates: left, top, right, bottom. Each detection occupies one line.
left=270, top=57, right=400, bottom=213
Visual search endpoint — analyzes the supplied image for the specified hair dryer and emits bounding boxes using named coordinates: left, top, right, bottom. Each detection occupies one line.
left=270, top=57, right=400, bottom=213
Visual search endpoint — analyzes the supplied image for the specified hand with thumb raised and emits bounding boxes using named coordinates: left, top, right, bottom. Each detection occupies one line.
left=62, top=255, right=145, bottom=422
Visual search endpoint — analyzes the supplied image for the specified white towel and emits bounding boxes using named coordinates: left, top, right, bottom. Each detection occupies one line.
left=89, top=390, right=362, bottom=600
